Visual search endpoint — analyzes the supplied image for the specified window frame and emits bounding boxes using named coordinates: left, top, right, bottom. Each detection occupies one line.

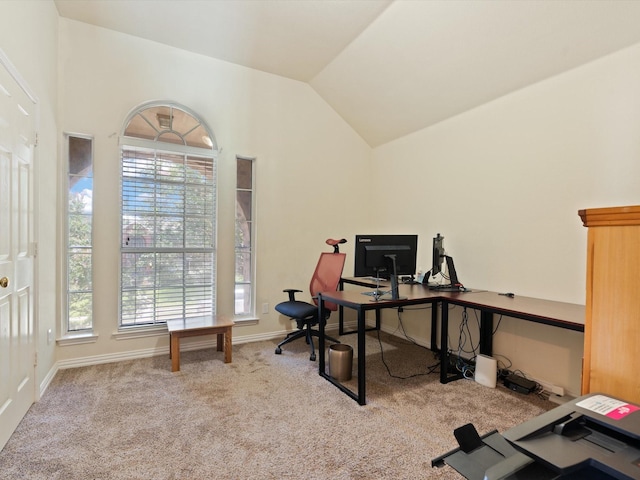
left=118, top=101, right=218, bottom=330
left=64, top=133, right=94, bottom=335
left=234, top=155, right=256, bottom=319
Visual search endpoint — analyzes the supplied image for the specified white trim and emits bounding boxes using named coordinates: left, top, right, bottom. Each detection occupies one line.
left=112, top=325, right=168, bottom=340
left=120, top=136, right=217, bottom=157
left=57, top=333, right=99, bottom=346
left=233, top=316, right=259, bottom=326
left=39, top=364, right=59, bottom=398
left=0, top=48, right=39, bottom=104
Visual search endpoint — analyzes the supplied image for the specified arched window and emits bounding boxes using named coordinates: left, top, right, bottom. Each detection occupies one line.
left=119, top=102, right=217, bottom=327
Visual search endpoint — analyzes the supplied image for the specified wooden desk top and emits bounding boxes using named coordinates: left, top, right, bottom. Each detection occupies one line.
left=321, top=284, right=467, bottom=309
left=166, top=315, right=233, bottom=333
left=445, top=290, right=584, bottom=331
left=328, top=279, right=585, bottom=331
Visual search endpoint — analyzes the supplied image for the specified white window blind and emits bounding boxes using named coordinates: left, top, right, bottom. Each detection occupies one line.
left=120, top=146, right=216, bottom=326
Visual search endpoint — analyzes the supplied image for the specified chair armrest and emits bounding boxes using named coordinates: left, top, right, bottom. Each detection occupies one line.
left=282, top=288, right=303, bottom=301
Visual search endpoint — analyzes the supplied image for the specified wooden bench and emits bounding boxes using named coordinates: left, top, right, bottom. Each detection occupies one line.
left=167, top=316, right=233, bottom=372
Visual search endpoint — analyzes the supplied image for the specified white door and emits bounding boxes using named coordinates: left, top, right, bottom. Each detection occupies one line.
left=0, top=52, right=36, bottom=450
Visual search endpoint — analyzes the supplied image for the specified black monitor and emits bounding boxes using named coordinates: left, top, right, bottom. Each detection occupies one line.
left=354, top=234, right=418, bottom=279
left=431, top=233, right=445, bottom=277
left=427, top=233, right=464, bottom=290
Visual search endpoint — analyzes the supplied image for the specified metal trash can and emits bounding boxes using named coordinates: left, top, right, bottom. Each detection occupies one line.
left=328, top=344, right=353, bottom=381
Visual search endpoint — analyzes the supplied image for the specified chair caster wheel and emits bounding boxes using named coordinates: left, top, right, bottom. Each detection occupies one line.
left=310, top=353, right=316, bottom=361
left=275, top=347, right=282, bottom=355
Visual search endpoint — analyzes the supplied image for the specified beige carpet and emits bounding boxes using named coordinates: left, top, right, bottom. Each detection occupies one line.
left=0, top=332, right=555, bottom=479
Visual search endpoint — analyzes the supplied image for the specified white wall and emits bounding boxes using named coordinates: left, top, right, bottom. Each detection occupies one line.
left=56, top=19, right=373, bottom=362
left=371, top=41, right=640, bottom=395
left=0, top=0, right=59, bottom=393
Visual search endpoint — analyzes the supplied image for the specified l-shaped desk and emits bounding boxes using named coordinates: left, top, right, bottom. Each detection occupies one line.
left=318, top=279, right=584, bottom=405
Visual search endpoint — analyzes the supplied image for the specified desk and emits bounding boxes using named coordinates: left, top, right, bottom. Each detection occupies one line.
left=439, top=291, right=584, bottom=384
left=318, top=282, right=584, bottom=405
left=167, top=315, right=233, bottom=372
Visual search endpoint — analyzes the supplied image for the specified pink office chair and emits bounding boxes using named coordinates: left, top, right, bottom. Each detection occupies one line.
left=274, top=238, right=347, bottom=361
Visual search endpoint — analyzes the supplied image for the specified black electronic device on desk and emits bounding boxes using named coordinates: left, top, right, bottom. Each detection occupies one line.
left=432, top=393, right=640, bottom=480
left=425, top=233, right=470, bottom=292
left=354, top=234, right=418, bottom=301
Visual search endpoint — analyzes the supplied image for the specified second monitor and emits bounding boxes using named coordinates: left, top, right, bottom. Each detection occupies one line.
left=427, top=233, right=465, bottom=291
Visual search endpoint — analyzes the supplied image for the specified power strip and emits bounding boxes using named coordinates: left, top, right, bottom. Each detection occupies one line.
left=503, top=374, right=537, bottom=394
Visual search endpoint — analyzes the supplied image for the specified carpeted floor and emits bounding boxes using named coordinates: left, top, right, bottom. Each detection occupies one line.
left=0, top=331, right=555, bottom=479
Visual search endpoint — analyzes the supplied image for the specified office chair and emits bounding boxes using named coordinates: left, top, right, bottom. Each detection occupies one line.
left=274, top=238, right=347, bottom=361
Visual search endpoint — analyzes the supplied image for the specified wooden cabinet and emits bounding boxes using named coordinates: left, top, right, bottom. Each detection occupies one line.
left=579, top=205, right=640, bottom=403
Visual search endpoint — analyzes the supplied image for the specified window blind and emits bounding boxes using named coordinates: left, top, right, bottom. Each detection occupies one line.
left=121, top=146, right=216, bottom=326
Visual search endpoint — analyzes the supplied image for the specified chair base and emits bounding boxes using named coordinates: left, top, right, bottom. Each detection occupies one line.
left=275, top=327, right=339, bottom=361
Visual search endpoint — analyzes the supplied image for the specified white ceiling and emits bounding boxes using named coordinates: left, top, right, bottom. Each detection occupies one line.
left=55, top=0, right=640, bottom=147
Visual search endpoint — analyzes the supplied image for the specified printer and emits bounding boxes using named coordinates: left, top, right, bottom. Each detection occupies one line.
left=432, top=393, right=640, bottom=480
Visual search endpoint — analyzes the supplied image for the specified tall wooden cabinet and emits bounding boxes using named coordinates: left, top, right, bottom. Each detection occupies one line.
left=579, top=205, right=640, bottom=403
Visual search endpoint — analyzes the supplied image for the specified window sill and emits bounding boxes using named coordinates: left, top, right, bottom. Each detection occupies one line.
left=233, top=316, right=259, bottom=326
left=112, top=325, right=168, bottom=340
left=57, top=333, right=99, bottom=346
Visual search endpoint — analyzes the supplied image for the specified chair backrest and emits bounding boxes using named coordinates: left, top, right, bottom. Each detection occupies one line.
left=309, top=251, right=346, bottom=311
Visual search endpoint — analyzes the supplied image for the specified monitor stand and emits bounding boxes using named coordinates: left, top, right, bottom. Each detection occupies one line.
left=386, top=255, right=406, bottom=300
left=368, top=255, right=406, bottom=301
left=429, top=255, right=466, bottom=292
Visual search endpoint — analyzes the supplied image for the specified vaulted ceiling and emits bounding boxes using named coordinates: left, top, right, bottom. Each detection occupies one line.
left=55, top=0, right=640, bottom=147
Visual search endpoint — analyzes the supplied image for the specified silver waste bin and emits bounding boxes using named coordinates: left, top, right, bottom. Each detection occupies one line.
left=328, top=344, right=353, bottom=381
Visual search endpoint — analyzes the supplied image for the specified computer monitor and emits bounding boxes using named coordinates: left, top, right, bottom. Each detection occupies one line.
left=354, top=234, right=418, bottom=279
left=427, top=233, right=464, bottom=290
left=363, top=244, right=411, bottom=300
left=431, top=233, right=445, bottom=277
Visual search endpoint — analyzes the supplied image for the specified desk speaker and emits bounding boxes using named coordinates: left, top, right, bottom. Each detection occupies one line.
left=475, top=354, right=497, bottom=388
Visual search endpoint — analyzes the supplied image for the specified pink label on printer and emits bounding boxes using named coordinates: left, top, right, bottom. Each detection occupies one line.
left=606, top=404, right=640, bottom=420
left=576, top=395, right=640, bottom=420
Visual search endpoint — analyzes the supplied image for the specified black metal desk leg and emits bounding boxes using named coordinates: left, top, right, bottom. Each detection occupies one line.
left=431, top=303, right=439, bottom=354
left=480, top=311, right=493, bottom=356
left=357, top=307, right=366, bottom=405
left=318, top=295, right=326, bottom=374
left=338, top=280, right=345, bottom=335
left=440, top=301, right=449, bottom=384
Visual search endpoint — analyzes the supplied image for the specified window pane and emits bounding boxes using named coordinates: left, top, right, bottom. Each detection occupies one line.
left=236, top=220, right=251, bottom=250
left=124, top=106, right=214, bottom=149
left=68, top=251, right=93, bottom=291
left=235, top=284, right=252, bottom=315
left=237, top=158, right=252, bottom=189
left=235, top=252, right=252, bottom=282
left=68, top=213, right=92, bottom=246
left=237, top=191, right=252, bottom=221
left=69, top=137, right=92, bottom=175
left=186, top=217, right=214, bottom=247
left=68, top=292, right=92, bottom=331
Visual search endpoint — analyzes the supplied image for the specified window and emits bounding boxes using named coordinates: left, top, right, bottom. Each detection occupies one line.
left=119, top=103, right=217, bottom=327
left=235, top=156, right=255, bottom=316
left=66, top=135, right=93, bottom=332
